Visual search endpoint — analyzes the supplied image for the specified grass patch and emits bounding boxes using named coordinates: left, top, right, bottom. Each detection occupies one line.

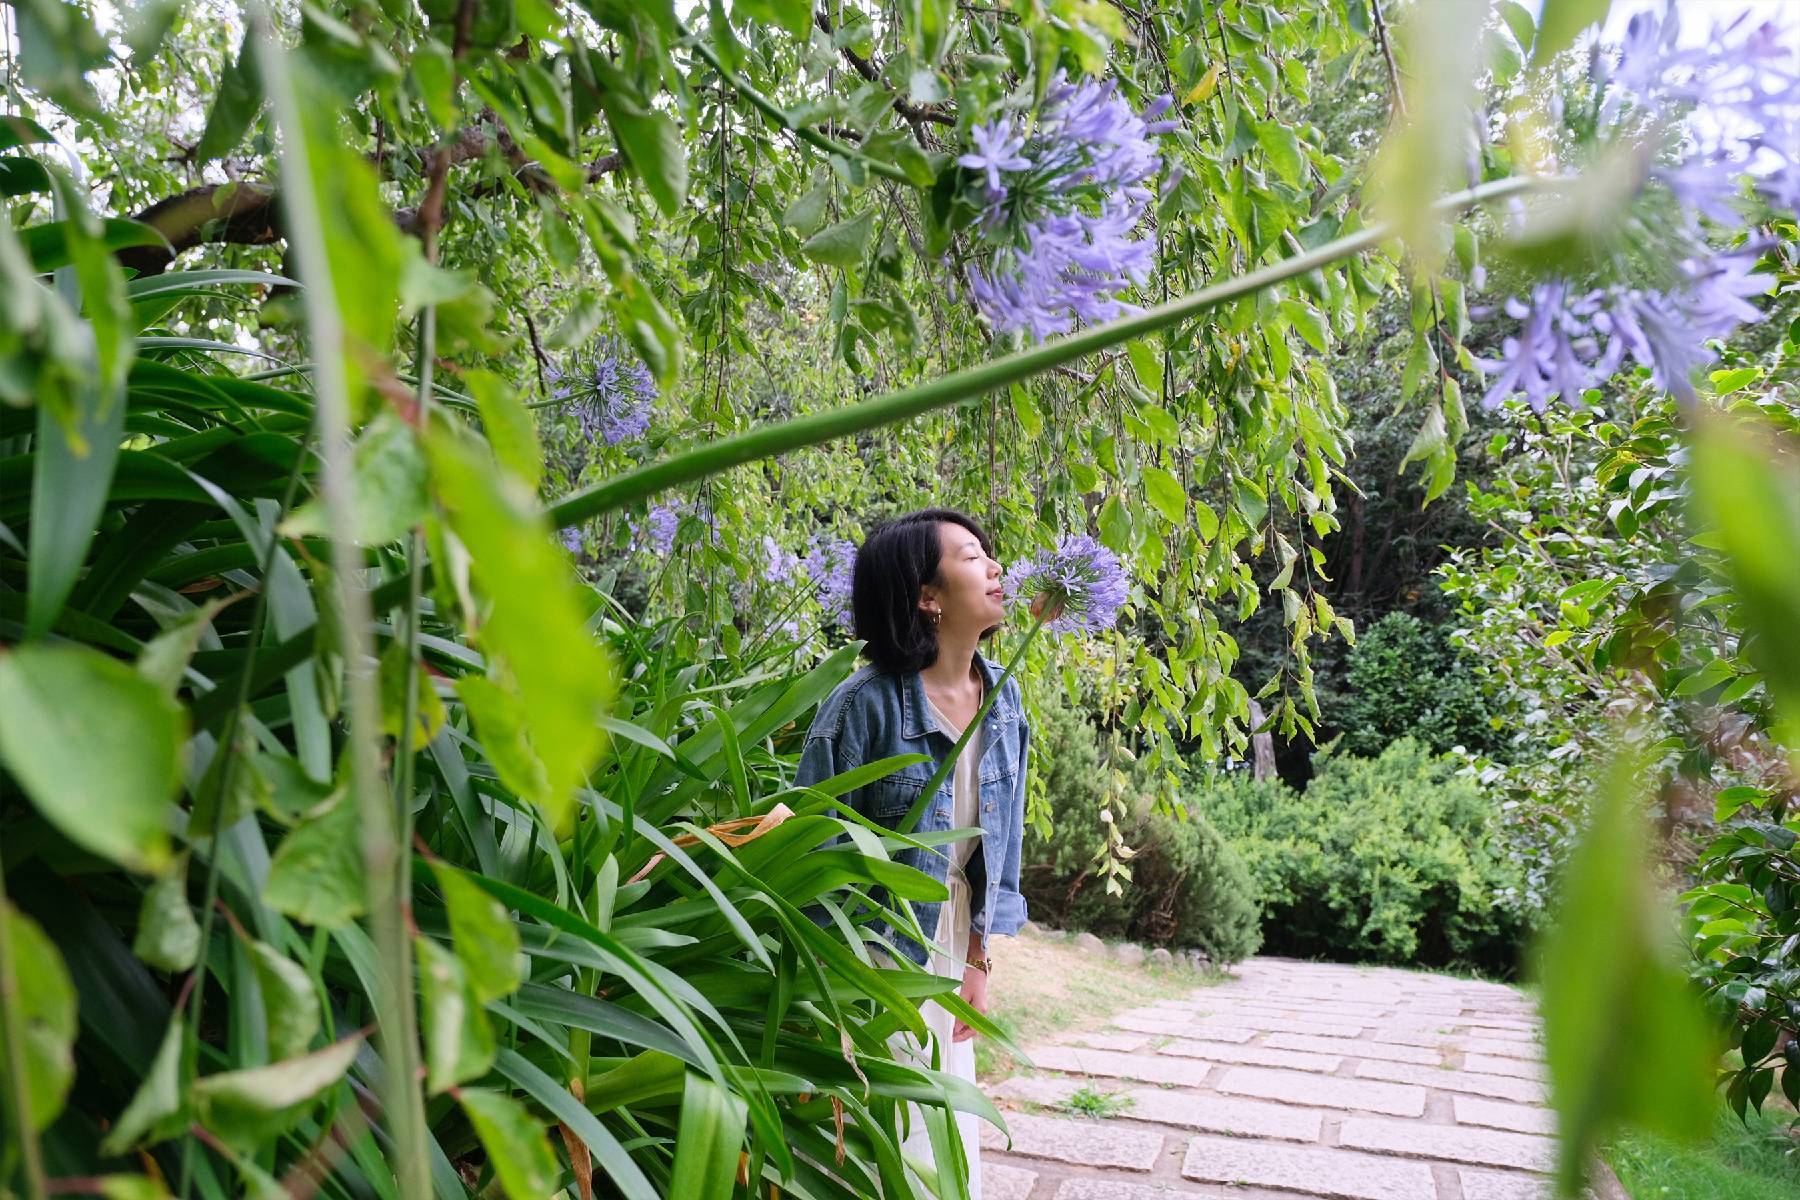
left=1060, top=1085, right=1134, bottom=1118
left=1604, top=1103, right=1800, bottom=1200
left=974, top=930, right=1222, bottom=1081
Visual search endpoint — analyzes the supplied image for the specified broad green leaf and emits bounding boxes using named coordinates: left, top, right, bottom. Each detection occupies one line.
left=417, top=937, right=496, bottom=1095
left=800, top=209, right=876, bottom=269
left=132, top=868, right=199, bottom=972
left=1688, top=416, right=1800, bottom=748
left=280, top=410, right=428, bottom=546
left=1142, top=466, right=1188, bottom=523
left=426, top=419, right=613, bottom=836
left=781, top=181, right=832, bottom=236
left=0, top=643, right=181, bottom=874
left=608, top=107, right=687, bottom=218
left=411, top=40, right=459, bottom=130
left=431, top=861, right=525, bottom=1002
left=456, top=673, right=554, bottom=816
left=97, top=1176, right=172, bottom=1200
left=193, top=1035, right=362, bottom=1151
left=1125, top=339, right=1163, bottom=396
left=136, top=597, right=232, bottom=697
left=194, top=38, right=263, bottom=161
left=465, top=367, right=543, bottom=493
left=263, top=791, right=367, bottom=928
left=247, top=939, right=321, bottom=1061
left=1536, top=745, right=1715, bottom=1195
left=458, top=1088, right=562, bottom=1200
left=1, top=902, right=76, bottom=1131
left=1254, top=119, right=1306, bottom=186
left=735, top=0, right=813, bottom=40
left=669, top=1071, right=749, bottom=1200
left=379, top=639, right=446, bottom=752
left=1279, top=298, right=1330, bottom=353
left=99, top=1014, right=186, bottom=1154
left=1533, top=0, right=1612, bottom=65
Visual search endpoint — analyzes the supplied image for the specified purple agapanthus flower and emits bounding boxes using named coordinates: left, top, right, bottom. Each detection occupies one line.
left=1476, top=246, right=1767, bottom=411
left=549, top=335, right=658, bottom=447
left=1477, top=11, right=1790, bottom=412
left=630, top=503, right=681, bottom=556
left=961, top=72, right=1177, bottom=340
left=1004, top=534, right=1129, bottom=635
left=805, top=535, right=856, bottom=630
left=763, top=535, right=802, bottom=585
left=561, top=526, right=584, bottom=555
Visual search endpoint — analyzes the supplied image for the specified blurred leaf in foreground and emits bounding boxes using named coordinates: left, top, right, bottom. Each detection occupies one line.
left=1536, top=740, right=1716, bottom=1196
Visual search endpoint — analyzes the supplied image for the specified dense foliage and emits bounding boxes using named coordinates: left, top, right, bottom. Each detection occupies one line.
left=1325, top=610, right=1502, bottom=759
left=1202, top=739, right=1526, bottom=972
left=1018, top=695, right=1262, bottom=963
left=6, top=0, right=1800, bottom=1195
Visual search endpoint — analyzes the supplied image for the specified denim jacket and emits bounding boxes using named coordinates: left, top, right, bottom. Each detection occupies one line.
left=795, top=654, right=1030, bottom=967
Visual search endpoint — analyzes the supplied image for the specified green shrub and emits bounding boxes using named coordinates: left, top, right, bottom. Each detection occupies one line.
left=1328, top=611, right=1504, bottom=758
left=1200, top=738, right=1527, bottom=974
left=1021, top=696, right=1262, bottom=963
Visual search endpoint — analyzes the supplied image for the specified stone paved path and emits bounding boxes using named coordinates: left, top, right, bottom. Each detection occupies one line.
left=980, top=957, right=1621, bottom=1200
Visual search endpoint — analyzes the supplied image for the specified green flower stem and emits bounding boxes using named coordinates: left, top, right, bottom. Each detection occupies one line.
left=251, top=15, right=429, bottom=1198
left=900, top=609, right=1049, bottom=836
left=197, top=176, right=1539, bottom=730
left=549, top=175, right=1538, bottom=529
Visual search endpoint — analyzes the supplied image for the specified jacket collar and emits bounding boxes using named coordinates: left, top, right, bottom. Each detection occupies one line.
left=899, top=652, right=1018, bottom=740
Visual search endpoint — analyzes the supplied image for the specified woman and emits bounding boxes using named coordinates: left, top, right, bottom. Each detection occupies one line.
left=795, top=508, right=1031, bottom=1198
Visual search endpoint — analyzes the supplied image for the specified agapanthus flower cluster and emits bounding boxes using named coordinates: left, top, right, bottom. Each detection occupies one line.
left=958, top=72, right=1176, bottom=340
left=1004, top=534, right=1129, bottom=635
left=548, top=335, right=658, bottom=446
left=762, top=536, right=802, bottom=586
left=804, top=535, right=856, bottom=630
left=629, top=504, right=681, bottom=556
left=1479, top=10, right=1791, bottom=411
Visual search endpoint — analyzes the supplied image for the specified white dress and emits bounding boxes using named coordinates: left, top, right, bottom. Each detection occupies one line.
left=880, top=692, right=984, bottom=1197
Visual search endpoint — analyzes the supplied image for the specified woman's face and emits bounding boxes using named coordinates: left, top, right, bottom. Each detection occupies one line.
left=924, top=521, right=1005, bottom=631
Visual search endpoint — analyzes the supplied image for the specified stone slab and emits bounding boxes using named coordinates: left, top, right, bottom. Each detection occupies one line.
left=1355, top=1059, right=1548, bottom=1104
left=1112, top=1014, right=1260, bottom=1043
left=983, top=1161, right=1040, bottom=1200
left=1464, top=1054, right=1547, bottom=1081
left=1161, top=1038, right=1342, bottom=1073
left=1052, top=1181, right=1272, bottom=1200
left=979, top=1111, right=1164, bottom=1170
left=1459, top=1169, right=1554, bottom=1200
left=1122, top=1088, right=1326, bottom=1142
left=1030, top=1045, right=1216, bottom=1088
left=1180, top=1134, right=1437, bottom=1200
left=1460, top=1037, right=1545, bottom=1061
left=1145, top=1011, right=1367, bottom=1039
left=1338, top=1116, right=1556, bottom=1172
left=993, top=1075, right=1089, bottom=1105
left=1453, top=1095, right=1558, bottom=1135
left=1071, top=1031, right=1154, bottom=1052
left=1215, top=1066, right=1427, bottom=1117
left=1263, top=1033, right=1441, bottom=1066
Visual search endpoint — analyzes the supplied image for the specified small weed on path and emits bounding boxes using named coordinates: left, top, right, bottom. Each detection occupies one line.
left=1061, top=1086, right=1134, bottom=1118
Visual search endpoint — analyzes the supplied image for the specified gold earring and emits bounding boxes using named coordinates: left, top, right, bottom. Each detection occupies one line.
left=928, top=609, right=941, bottom=627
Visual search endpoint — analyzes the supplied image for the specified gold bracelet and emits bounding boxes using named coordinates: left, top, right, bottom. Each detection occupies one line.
left=966, top=956, right=993, bottom=974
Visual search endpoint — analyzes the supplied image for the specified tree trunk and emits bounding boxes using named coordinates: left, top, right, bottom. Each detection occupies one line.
left=1247, top=699, right=1277, bottom=782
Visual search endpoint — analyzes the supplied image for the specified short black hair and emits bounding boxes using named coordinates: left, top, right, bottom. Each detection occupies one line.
left=852, top=508, right=996, bottom=674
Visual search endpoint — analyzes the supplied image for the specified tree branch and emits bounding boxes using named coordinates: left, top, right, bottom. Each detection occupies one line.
left=813, top=11, right=954, bottom=128
left=116, top=119, right=623, bottom=276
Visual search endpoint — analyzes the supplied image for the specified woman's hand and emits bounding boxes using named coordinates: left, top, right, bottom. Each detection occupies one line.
left=951, top=961, right=989, bottom=1042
